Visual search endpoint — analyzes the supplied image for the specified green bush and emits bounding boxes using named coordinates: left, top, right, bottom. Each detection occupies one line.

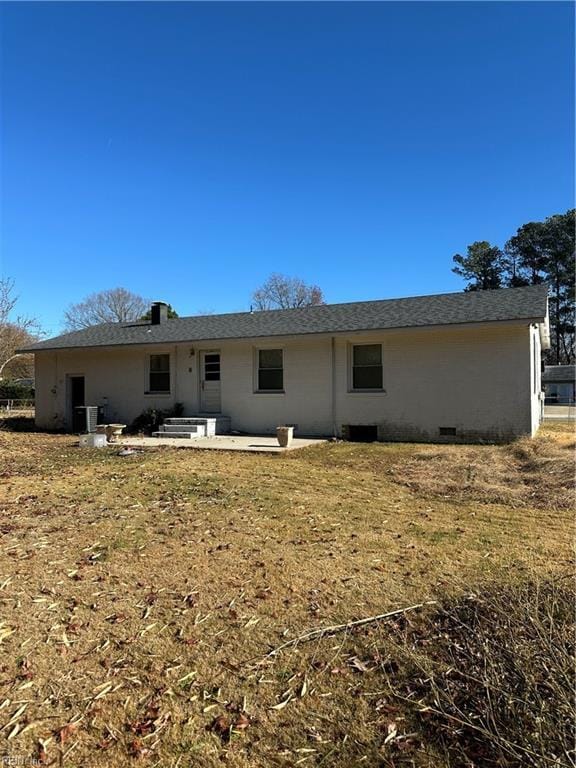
left=0, top=380, right=34, bottom=400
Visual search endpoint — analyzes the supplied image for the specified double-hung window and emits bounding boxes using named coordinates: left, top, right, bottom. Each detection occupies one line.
left=149, top=354, right=170, bottom=393
left=352, top=344, right=383, bottom=390
left=257, top=349, right=283, bottom=392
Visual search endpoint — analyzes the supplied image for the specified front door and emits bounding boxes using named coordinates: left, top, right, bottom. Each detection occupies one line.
left=69, top=376, right=85, bottom=431
left=200, top=352, right=221, bottom=413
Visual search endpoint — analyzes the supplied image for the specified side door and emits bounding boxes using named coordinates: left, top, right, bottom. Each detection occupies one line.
left=69, top=376, right=85, bottom=431
left=200, top=352, right=221, bottom=413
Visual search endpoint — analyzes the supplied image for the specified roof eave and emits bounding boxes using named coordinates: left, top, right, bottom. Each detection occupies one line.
left=18, top=315, right=548, bottom=354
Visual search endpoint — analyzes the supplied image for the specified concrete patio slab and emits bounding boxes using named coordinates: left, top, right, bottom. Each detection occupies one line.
left=116, top=434, right=327, bottom=453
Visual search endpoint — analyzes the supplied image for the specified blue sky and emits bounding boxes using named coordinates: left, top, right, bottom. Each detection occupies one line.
left=1, top=1, right=574, bottom=335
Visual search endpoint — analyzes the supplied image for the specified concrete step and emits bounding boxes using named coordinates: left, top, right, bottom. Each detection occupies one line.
left=163, top=416, right=231, bottom=436
left=164, top=416, right=230, bottom=424
left=159, top=424, right=204, bottom=434
left=164, top=418, right=208, bottom=424
left=152, top=431, right=200, bottom=440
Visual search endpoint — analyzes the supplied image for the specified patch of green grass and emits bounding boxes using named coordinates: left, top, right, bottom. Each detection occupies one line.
left=428, top=529, right=461, bottom=544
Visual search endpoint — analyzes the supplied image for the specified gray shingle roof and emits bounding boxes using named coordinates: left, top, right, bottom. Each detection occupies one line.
left=21, top=284, right=548, bottom=353
left=542, top=365, right=575, bottom=383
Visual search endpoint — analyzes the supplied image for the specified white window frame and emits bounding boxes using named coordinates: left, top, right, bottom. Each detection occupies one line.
left=254, top=347, right=285, bottom=394
left=349, top=342, right=384, bottom=393
left=146, top=352, right=171, bottom=395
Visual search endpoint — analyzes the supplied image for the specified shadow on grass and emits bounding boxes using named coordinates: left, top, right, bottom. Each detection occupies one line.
left=0, top=416, right=43, bottom=432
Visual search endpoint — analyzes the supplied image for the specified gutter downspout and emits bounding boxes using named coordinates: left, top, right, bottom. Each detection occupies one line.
left=331, top=336, right=337, bottom=438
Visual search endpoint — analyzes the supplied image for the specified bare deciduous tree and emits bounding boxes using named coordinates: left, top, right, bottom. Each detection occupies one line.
left=63, top=287, right=150, bottom=330
left=252, top=274, right=324, bottom=310
left=0, top=278, right=41, bottom=379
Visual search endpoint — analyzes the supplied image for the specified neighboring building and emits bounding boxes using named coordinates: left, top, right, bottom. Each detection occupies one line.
left=542, top=365, right=575, bottom=405
left=21, top=284, right=549, bottom=442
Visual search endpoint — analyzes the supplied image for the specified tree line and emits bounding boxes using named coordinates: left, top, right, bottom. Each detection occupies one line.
left=452, top=209, right=574, bottom=364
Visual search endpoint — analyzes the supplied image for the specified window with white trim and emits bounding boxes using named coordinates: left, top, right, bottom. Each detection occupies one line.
left=352, top=344, right=383, bottom=390
left=257, top=349, right=283, bottom=391
left=149, top=354, right=170, bottom=393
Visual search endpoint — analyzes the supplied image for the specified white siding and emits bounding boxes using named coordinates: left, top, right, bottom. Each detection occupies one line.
left=34, top=320, right=537, bottom=442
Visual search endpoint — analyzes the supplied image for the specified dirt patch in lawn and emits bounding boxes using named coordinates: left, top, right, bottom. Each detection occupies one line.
left=0, top=423, right=573, bottom=767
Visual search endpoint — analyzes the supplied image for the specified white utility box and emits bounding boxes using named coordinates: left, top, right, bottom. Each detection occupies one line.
left=79, top=433, right=108, bottom=448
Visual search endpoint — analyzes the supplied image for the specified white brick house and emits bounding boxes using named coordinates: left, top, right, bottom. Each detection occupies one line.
left=22, top=285, right=549, bottom=442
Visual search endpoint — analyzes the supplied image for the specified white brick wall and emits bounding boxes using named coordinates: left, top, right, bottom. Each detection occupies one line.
left=34, top=320, right=538, bottom=442
left=332, top=324, right=532, bottom=441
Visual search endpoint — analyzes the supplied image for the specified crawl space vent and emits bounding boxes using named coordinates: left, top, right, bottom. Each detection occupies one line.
left=439, top=427, right=457, bottom=437
left=346, top=425, right=378, bottom=443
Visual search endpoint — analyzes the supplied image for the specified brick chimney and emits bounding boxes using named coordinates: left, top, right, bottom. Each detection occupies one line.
left=150, top=301, right=168, bottom=325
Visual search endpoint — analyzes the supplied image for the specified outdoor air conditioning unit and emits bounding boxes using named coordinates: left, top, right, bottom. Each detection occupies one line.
left=74, top=406, right=99, bottom=434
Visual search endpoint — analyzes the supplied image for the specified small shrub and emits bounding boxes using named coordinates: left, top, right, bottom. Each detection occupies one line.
left=128, top=403, right=184, bottom=435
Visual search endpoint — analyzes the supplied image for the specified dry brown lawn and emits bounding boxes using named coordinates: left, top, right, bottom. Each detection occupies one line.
left=0, top=422, right=573, bottom=767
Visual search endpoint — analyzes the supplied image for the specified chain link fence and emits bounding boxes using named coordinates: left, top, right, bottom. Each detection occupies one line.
left=0, top=399, right=35, bottom=418
left=543, top=404, right=575, bottom=420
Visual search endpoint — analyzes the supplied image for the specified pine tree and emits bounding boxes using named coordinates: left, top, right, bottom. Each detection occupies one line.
left=452, top=241, right=505, bottom=291
left=504, top=210, right=575, bottom=364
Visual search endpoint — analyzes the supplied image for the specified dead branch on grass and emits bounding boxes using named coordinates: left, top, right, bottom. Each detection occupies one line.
left=264, top=601, right=437, bottom=658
